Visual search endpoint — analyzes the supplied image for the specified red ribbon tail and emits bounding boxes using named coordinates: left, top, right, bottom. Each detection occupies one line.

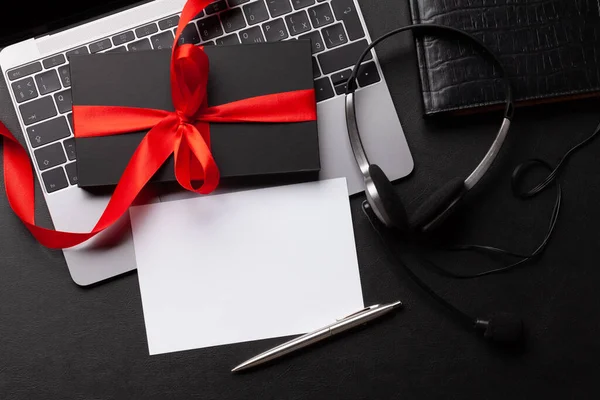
left=173, top=126, right=194, bottom=191
left=1, top=122, right=93, bottom=247
left=173, top=123, right=219, bottom=194
left=0, top=116, right=178, bottom=249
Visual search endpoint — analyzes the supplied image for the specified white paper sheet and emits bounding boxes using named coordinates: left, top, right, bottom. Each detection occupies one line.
left=129, top=178, right=364, bottom=355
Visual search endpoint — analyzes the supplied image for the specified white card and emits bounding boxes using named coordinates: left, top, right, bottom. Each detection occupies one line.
left=129, top=178, right=364, bottom=355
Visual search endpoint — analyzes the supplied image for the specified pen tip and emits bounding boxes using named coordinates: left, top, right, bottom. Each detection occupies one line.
left=231, top=362, right=249, bottom=373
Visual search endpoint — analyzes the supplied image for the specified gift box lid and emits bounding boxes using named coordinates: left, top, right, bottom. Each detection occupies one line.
left=69, top=40, right=320, bottom=188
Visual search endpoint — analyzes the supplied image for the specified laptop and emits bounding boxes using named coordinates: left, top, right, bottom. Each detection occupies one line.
left=0, top=0, right=414, bottom=286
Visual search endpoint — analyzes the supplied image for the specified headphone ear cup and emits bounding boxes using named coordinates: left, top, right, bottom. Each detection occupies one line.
left=367, top=164, right=410, bottom=232
left=410, top=177, right=466, bottom=231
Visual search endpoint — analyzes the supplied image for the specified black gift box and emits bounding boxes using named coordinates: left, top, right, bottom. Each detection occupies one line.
left=69, top=41, right=320, bottom=188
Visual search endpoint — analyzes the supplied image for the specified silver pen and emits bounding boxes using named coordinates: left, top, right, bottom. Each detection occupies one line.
left=231, top=300, right=403, bottom=373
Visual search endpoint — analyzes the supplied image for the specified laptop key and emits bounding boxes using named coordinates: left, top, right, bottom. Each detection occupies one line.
left=331, top=0, right=365, bottom=41
left=128, top=38, right=152, bottom=51
left=357, top=62, right=381, bottom=86
left=65, top=162, right=78, bottom=185
left=178, top=24, right=201, bottom=44
left=135, top=23, right=159, bottom=38
left=314, top=77, right=334, bottom=102
left=216, top=34, right=241, bottom=45
left=243, top=1, right=269, bottom=25
left=63, top=138, right=77, bottom=161
left=159, top=16, right=180, bottom=30
left=299, top=30, right=325, bottom=54
left=107, top=46, right=127, bottom=53
left=11, top=77, right=38, bottom=103
left=112, top=31, right=135, bottom=45
left=334, top=82, right=348, bottom=95
left=54, top=90, right=72, bottom=114
left=263, top=19, right=289, bottom=42
left=67, top=113, right=74, bottom=131
left=197, top=16, right=224, bottom=40
left=266, top=0, right=292, bottom=17
left=322, top=23, right=347, bottom=48
left=42, top=54, right=66, bottom=69
left=206, top=0, right=227, bottom=14
left=308, top=3, right=334, bottom=28
left=221, top=8, right=246, bottom=33
left=66, top=47, right=89, bottom=59
left=27, top=116, right=70, bottom=149
left=151, top=31, right=175, bottom=49
left=20, top=96, right=57, bottom=125
left=35, top=142, right=66, bottom=171
left=312, top=57, right=321, bottom=78
left=331, top=68, right=352, bottom=85
left=227, top=0, right=249, bottom=6
left=89, top=39, right=112, bottom=53
left=26, top=117, right=70, bottom=148
left=58, top=66, right=71, bottom=87
left=7, top=62, right=42, bottom=81
left=317, top=39, right=371, bottom=74
left=285, top=11, right=311, bottom=35
left=35, top=70, right=61, bottom=95
left=41, top=167, right=68, bottom=193
left=239, top=26, right=265, bottom=44
left=292, top=0, right=315, bottom=10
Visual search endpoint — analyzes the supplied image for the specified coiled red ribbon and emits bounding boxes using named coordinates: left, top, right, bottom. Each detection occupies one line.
left=0, top=0, right=317, bottom=249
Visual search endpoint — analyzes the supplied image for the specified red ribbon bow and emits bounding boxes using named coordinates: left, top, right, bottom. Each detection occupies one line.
left=0, top=0, right=317, bottom=249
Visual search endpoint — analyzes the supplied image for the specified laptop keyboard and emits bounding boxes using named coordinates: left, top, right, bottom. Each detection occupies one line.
left=6, top=0, right=381, bottom=195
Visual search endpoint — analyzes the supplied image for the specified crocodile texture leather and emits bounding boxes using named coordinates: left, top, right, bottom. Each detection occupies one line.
left=410, top=0, right=600, bottom=114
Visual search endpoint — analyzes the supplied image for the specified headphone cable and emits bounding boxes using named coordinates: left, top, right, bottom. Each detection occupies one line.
left=422, top=119, right=600, bottom=278
left=363, top=202, right=476, bottom=328
left=361, top=120, right=600, bottom=334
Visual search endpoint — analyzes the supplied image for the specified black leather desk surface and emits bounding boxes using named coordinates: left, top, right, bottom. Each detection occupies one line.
left=2, top=2, right=600, bottom=399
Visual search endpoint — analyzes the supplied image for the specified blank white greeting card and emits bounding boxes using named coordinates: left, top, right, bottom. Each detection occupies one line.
left=129, top=178, right=364, bottom=355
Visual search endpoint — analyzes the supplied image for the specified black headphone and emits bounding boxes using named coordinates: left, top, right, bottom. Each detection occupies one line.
left=345, top=24, right=514, bottom=234
left=344, top=24, right=526, bottom=344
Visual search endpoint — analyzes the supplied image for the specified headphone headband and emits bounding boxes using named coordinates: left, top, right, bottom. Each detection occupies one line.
left=345, top=24, right=514, bottom=232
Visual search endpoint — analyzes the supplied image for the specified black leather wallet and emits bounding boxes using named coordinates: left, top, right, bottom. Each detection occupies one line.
left=409, top=0, right=600, bottom=115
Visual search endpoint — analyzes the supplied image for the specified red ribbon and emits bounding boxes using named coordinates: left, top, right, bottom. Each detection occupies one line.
left=0, top=0, right=317, bottom=249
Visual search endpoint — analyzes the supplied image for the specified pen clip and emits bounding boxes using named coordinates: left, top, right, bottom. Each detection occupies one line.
left=336, top=304, right=380, bottom=322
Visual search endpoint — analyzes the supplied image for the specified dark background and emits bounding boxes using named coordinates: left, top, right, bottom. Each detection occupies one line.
left=2, top=1, right=600, bottom=398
